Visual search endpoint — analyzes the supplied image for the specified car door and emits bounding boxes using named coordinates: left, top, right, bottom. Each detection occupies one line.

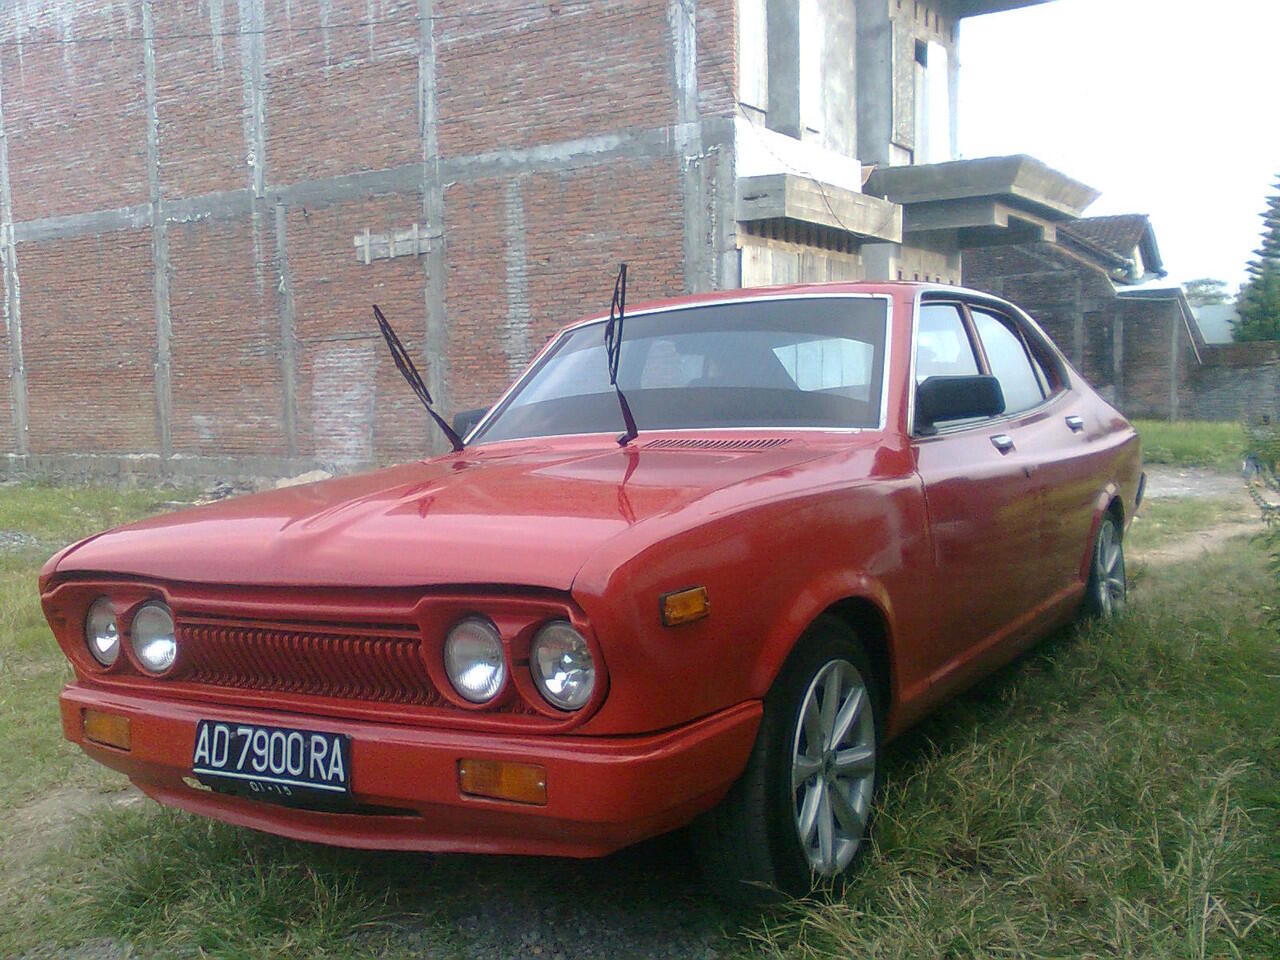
left=979, top=304, right=1108, bottom=603
left=911, top=301, right=1043, bottom=693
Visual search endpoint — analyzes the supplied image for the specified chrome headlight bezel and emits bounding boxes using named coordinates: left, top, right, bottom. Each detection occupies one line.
left=530, top=620, right=596, bottom=711
left=443, top=616, right=508, bottom=704
left=84, top=597, right=120, bottom=667
left=130, top=601, right=177, bottom=674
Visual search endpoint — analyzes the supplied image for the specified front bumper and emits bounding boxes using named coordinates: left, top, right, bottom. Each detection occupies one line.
left=60, top=683, right=762, bottom=857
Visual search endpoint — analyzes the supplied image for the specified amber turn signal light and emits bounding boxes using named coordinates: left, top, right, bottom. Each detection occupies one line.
left=458, top=759, right=547, bottom=805
left=660, top=585, right=710, bottom=626
left=83, top=709, right=131, bottom=751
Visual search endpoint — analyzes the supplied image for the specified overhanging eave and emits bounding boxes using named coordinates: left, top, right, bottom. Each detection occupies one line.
left=902, top=198, right=1059, bottom=245
left=947, top=0, right=1054, bottom=19
left=864, top=155, right=1098, bottom=223
left=737, top=174, right=902, bottom=244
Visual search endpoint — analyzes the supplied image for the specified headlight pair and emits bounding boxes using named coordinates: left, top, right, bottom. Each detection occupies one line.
left=84, top=598, right=176, bottom=674
left=443, top=618, right=595, bottom=711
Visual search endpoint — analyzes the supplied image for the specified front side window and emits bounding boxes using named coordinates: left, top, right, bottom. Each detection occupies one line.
left=471, top=297, right=889, bottom=443
left=970, top=308, right=1045, bottom=415
left=915, top=303, right=979, bottom=384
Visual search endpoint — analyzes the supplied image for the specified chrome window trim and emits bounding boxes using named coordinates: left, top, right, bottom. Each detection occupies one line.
left=465, top=293, right=895, bottom=445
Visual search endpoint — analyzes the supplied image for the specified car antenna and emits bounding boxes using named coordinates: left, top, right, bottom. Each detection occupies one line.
left=604, top=263, right=639, bottom=446
left=372, top=304, right=464, bottom=453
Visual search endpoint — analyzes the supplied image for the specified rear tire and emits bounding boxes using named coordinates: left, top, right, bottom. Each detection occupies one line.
left=1084, top=513, right=1126, bottom=619
left=693, top=616, right=882, bottom=903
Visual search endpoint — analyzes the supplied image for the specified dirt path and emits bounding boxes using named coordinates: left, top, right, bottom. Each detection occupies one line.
left=1131, top=466, right=1270, bottom=567
left=1142, top=465, right=1249, bottom=500
left=1130, top=519, right=1261, bottom=566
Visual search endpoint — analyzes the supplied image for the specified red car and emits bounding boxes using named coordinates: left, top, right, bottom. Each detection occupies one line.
left=41, top=281, right=1141, bottom=899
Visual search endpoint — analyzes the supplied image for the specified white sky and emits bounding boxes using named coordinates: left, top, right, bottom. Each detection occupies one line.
left=957, top=0, right=1280, bottom=292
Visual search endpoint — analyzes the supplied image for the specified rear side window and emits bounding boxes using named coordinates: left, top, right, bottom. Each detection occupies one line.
left=915, top=304, right=979, bottom=383
left=970, top=308, right=1045, bottom=415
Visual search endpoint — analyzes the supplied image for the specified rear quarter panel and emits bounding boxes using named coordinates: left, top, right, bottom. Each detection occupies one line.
left=1072, top=388, right=1143, bottom=579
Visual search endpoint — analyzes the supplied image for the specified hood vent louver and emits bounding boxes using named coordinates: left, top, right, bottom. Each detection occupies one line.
left=642, top=437, right=792, bottom=451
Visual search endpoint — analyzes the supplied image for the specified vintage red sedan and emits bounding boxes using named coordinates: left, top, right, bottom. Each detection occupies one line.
left=41, top=281, right=1141, bottom=900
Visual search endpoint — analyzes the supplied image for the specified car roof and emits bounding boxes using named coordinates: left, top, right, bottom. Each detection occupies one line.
left=563, top=280, right=1009, bottom=330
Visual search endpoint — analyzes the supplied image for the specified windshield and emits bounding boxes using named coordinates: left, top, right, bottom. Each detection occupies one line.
left=470, top=296, right=889, bottom=444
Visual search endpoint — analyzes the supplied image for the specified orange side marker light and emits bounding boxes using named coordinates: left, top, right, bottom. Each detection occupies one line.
left=660, top=586, right=710, bottom=627
left=83, top=709, right=131, bottom=751
left=458, top=759, right=548, bottom=805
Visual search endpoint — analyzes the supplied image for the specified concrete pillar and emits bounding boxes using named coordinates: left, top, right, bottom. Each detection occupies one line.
left=948, top=19, right=961, bottom=161
left=855, top=0, right=892, bottom=166
left=767, top=0, right=802, bottom=139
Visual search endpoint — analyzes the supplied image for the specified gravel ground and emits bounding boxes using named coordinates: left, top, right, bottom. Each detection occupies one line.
left=346, top=836, right=740, bottom=960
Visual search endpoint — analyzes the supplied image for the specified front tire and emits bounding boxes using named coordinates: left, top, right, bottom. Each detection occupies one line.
left=1085, top=513, right=1126, bottom=619
left=694, top=616, right=881, bottom=902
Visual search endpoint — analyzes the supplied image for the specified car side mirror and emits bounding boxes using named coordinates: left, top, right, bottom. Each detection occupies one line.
left=451, top=407, right=488, bottom=438
left=915, top=375, right=1005, bottom=434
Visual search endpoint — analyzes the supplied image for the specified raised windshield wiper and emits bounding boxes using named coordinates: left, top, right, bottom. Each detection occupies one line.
left=604, top=263, right=639, bottom=446
left=372, top=304, right=464, bottom=453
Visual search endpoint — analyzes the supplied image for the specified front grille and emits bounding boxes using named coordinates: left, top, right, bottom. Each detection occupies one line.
left=178, top=617, right=444, bottom=706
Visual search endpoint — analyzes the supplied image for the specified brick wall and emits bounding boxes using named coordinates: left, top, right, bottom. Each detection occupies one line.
left=20, top=231, right=157, bottom=455
left=964, top=242, right=1280, bottom=423
left=1187, top=343, right=1280, bottom=424
left=0, top=0, right=739, bottom=477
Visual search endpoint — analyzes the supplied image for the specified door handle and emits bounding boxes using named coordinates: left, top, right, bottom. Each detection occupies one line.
left=1065, top=415, right=1084, bottom=433
left=991, top=434, right=1015, bottom=454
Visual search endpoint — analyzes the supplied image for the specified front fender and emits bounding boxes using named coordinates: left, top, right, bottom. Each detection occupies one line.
left=746, top=571, right=895, bottom=698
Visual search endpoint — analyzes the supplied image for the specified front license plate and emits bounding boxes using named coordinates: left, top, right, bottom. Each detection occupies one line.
left=192, top=720, right=350, bottom=805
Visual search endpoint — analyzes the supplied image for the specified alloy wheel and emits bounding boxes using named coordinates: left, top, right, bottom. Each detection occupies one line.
left=1095, top=520, right=1126, bottom=617
left=789, top=659, right=877, bottom=876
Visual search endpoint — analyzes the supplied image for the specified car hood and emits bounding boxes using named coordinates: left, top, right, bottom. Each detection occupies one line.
left=52, top=438, right=841, bottom=591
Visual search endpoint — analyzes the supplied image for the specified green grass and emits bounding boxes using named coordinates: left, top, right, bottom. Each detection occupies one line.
left=0, top=482, right=1276, bottom=958
left=1134, top=419, right=1249, bottom=473
left=0, top=482, right=200, bottom=814
left=752, top=545, right=1279, bottom=958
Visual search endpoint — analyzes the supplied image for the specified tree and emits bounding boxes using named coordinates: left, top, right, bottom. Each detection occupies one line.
left=1234, top=176, right=1280, bottom=341
left=1183, top=277, right=1231, bottom=307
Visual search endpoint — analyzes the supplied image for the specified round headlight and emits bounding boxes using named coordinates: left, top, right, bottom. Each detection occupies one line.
left=530, top=621, right=595, bottom=711
left=84, top=597, right=120, bottom=667
left=444, top=618, right=506, bottom=703
left=130, top=602, right=176, bottom=674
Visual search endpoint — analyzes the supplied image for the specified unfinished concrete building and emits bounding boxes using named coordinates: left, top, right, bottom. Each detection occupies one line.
left=3, top=0, right=1175, bottom=478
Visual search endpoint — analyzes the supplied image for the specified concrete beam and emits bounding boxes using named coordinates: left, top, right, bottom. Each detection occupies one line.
left=738, top=174, right=903, bottom=243
left=7, top=122, right=739, bottom=248
left=903, top=197, right=1009, bottom=232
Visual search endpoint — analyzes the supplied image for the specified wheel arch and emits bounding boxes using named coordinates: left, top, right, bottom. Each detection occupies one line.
left=823, top=597, right=894, bottom=730
left=1079, top=482, right=1124, bottom=582
left=749, top=578, right=897, bottom=732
